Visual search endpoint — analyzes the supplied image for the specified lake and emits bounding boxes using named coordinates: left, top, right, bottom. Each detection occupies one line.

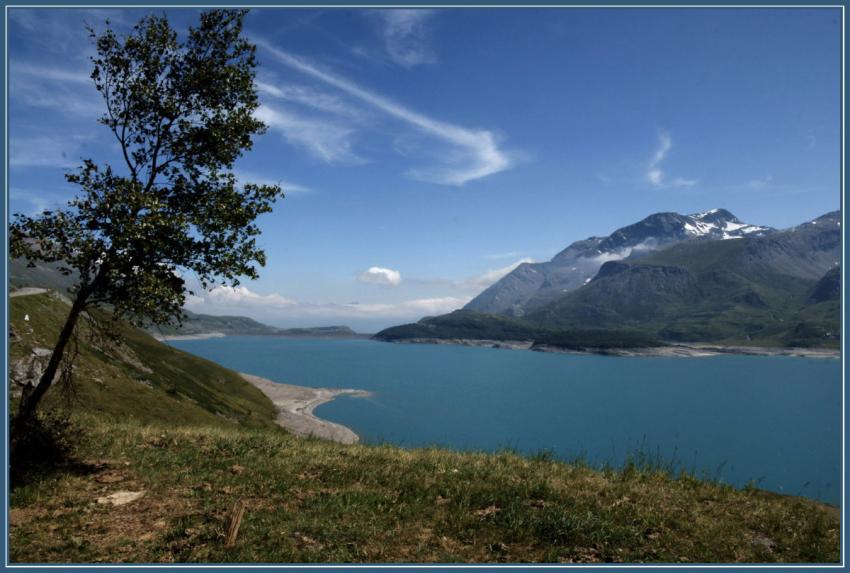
left=168, top=336, right=842, bottom=506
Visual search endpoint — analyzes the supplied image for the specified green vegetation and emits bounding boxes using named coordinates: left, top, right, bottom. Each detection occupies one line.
left=532, top=330, right=660, bottom=351
left=10, top=293, right=278, bottom=429
left=9, top=415, right=839, bottom=564
left=375, top=310, right=541, bottom=341
left=8, top=292, right=841, bottom=563
left=149, top=310, right=280, bottom=337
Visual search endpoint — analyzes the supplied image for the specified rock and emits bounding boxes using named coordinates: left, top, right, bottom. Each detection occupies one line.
left=96, top=491, right=145, bottom=506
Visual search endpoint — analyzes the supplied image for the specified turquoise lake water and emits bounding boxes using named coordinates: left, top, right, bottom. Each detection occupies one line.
left=168, top=337, right=842, bottom=505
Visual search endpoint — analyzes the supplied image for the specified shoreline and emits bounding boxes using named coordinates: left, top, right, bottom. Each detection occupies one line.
left=240, top=372, right=369, bottom=445
left=154, top=332, right=227, bottom=341
left=384, top=338, right=840, bottom=359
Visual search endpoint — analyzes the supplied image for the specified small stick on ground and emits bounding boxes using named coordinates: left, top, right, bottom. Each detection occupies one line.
left=224, top=499, right=246, bottom=547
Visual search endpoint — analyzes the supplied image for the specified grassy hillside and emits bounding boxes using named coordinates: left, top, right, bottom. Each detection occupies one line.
left=9, top=416, right=839, bottom=564
left=9, top=292, right=278, bottom=428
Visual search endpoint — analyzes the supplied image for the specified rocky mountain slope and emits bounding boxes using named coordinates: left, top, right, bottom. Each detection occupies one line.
left=465, top=209, right=772, bottom=316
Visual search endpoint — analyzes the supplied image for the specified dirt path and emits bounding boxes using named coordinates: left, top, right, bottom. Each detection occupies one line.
left=10, top=287, right=49, bottom=298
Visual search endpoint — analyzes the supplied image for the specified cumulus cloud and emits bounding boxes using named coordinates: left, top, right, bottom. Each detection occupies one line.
left=375, top=10, right=436, bottom=68
left=358, top=266, right=402, bottom=286
left=254, top=38, right=513, bottom=186
left=646, top=131, right=697, bottom=189
left=186, top=285, right=296, bottom=310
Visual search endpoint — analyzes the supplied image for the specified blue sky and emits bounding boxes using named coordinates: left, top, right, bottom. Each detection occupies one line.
left=8, top=7, right=841, bottom=332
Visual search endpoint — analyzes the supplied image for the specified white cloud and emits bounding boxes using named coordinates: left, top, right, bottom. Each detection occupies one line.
left=288, top=297, right=469, bottom=318
left=234, top=170, right=312, bottom=195
left=746, top=175, right=773, bottom=190
left=9, top=187, right=73, bottom=215
left=375, top=10, right=436, bottom=68
left=9, top=135, right=86, bottom=168
left=184, top=283, right=468, bottom=322
left=254, top=105, right=363, bottom=164
left=459, top=258, right=534, bottom=290
left=10, top=61, right=102, bottom=118
left=646, top=131, right=697, bottom=189
left=191, top=285, right=296, bottom=309
left=484, top=251, right=520, bottom=260
left=358, top=266, right=402, bottom=286
left=12, top=61, right=91, bottom=85
left=255, top=38, right=513, bottom=186
left=256, top=80, right=366, bottom=121
left=583, top=239, right=657, bottom=266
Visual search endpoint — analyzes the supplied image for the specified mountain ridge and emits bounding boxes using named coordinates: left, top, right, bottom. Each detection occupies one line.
left=466, top=208, right=773, bottom=317
left=377, top=209, right=840, bottom=350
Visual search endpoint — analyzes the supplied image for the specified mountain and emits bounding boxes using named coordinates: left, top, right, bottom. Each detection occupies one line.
left=377, top=210, right=840, bottom=349
left=527, top=211, right=839, bottom=344
left=810, top=266, right=841, bottom=303
left=9, top=258, right=78, bottom=294
left=465, top=209, right=772, bottom=317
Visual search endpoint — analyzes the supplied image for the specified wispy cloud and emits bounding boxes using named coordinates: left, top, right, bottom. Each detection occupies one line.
left=10, top=61, right=102, bottom=118
left=255, top=38, right=514, bottom=186
left=483, top=251, right=520, bottom=260
left=457, top=257, right=534, bottom=290
left=10, top=135, right=87, bottom=168
left=746, top=175, right=773, bottom=190
left=9, top=187, right=72, bottom=215
left=256, top=80, right=366, bottom=121
left=358, top=266, right=402, bottom=286
left=234, top=170, right=312, bottom=195
left=185, top=283, right=468, bottom=321
left=374, top=10, right=436, bottom=68
left=646, top=131, right=697, bottom=189
left=254, top=105, right=363, bottom=164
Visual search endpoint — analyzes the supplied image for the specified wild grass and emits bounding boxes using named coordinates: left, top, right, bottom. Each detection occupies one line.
left=9, top=414, right=840, bottom=564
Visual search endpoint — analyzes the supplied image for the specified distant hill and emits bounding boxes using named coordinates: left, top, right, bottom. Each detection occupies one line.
left=151, top=312, right=360, bottom=338
left=9, top=259, right=360, bottom=338
left=377, top=210, right=840, bottom=349
left=149, top=310, right=281, bottom=337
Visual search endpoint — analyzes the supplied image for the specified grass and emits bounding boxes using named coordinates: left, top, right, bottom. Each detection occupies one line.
left=9, top=292, right=278, bottom=429
left=8, top=414, right=840, bottom=564
left=7, top=291, right=841, bottom=564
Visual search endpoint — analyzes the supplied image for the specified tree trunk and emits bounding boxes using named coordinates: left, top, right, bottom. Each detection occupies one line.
left=17, top=289, right=88, bottom=419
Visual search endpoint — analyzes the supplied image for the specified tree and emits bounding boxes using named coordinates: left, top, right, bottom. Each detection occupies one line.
left=10, top=9, right=282, bottom=419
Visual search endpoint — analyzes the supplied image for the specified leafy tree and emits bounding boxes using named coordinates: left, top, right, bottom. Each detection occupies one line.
left=10, top=9, right=282, bottom=418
